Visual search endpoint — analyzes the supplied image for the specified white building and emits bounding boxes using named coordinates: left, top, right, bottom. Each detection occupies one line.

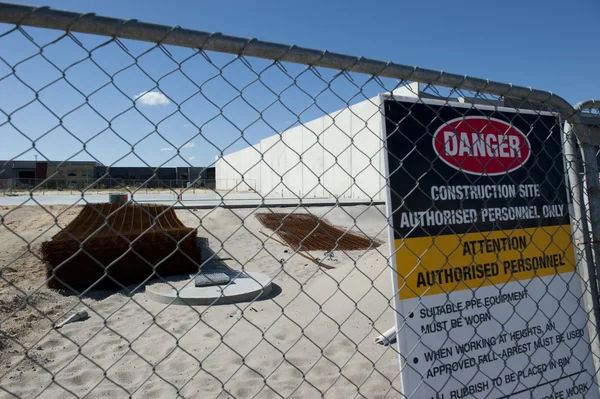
left=215, top=84, right=526, bottom=201
left=216, top=84, right=425, bottom=201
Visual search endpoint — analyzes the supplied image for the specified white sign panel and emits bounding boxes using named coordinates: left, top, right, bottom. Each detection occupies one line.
left=382, top=96, right=599, bottom=399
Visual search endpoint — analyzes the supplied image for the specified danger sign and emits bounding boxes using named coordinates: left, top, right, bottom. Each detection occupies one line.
left=382, top=96, right=599, bottom=399
left=433, top=116, right=532, bottom=175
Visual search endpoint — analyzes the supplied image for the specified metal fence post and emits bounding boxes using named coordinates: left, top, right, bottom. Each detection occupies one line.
left=572, top=101, right=600, bottom=255
left=564, top=115, right=600, bottom=381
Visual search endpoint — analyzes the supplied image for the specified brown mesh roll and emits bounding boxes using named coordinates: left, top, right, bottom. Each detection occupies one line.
left=41, top=203, right=200, bottom=291
left=255, top=212, right=382, bottom=251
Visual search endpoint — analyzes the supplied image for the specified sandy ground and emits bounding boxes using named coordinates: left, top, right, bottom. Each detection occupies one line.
left=0, top=204, right=402, bottom=398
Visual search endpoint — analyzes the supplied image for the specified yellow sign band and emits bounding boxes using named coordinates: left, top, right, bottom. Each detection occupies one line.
left=395, top=225, right=577, bottom=299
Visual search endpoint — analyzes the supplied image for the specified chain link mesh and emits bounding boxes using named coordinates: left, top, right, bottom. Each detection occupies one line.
left=1, top=4, right=599, bottom=399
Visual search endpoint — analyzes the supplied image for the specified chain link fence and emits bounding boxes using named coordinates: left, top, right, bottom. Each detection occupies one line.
left=1, top=3, right=600, bottom=399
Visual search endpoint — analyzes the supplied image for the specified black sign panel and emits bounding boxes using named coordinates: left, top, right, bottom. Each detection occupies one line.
left=383, top=99, right=569, bottom=239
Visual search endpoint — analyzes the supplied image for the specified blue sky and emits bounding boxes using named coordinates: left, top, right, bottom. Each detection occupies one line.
left=0, top=0, right=598, bottom=169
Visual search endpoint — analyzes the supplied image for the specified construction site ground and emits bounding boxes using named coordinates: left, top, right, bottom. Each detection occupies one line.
left=0, top=204, right=398, bottom=398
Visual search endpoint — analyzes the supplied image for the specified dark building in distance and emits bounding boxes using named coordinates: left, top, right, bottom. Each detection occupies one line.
left=0, top=160, right=216, bottom=190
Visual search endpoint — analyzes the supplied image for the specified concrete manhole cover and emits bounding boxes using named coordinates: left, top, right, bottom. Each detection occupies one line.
left=146, top=270, right=273, bottom=306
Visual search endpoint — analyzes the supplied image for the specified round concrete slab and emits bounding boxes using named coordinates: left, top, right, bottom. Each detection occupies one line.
left=146, top=271, right=273, bottom=306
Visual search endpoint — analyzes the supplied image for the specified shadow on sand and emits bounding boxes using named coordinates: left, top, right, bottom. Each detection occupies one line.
left=58, top=237, right=281, bottom=303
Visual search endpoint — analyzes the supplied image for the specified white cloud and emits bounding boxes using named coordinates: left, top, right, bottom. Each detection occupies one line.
left=134, top=91, right=170, bottom=106
left=159, top=143, right=194, bottom=152
left=188, top=156, right=196, bottom=161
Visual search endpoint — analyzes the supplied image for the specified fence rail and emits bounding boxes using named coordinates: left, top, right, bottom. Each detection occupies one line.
left=0, top=2, right=599, bottom=399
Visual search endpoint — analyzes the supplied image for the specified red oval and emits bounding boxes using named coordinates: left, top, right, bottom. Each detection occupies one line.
left=432, top=117, right=531, bottom=176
